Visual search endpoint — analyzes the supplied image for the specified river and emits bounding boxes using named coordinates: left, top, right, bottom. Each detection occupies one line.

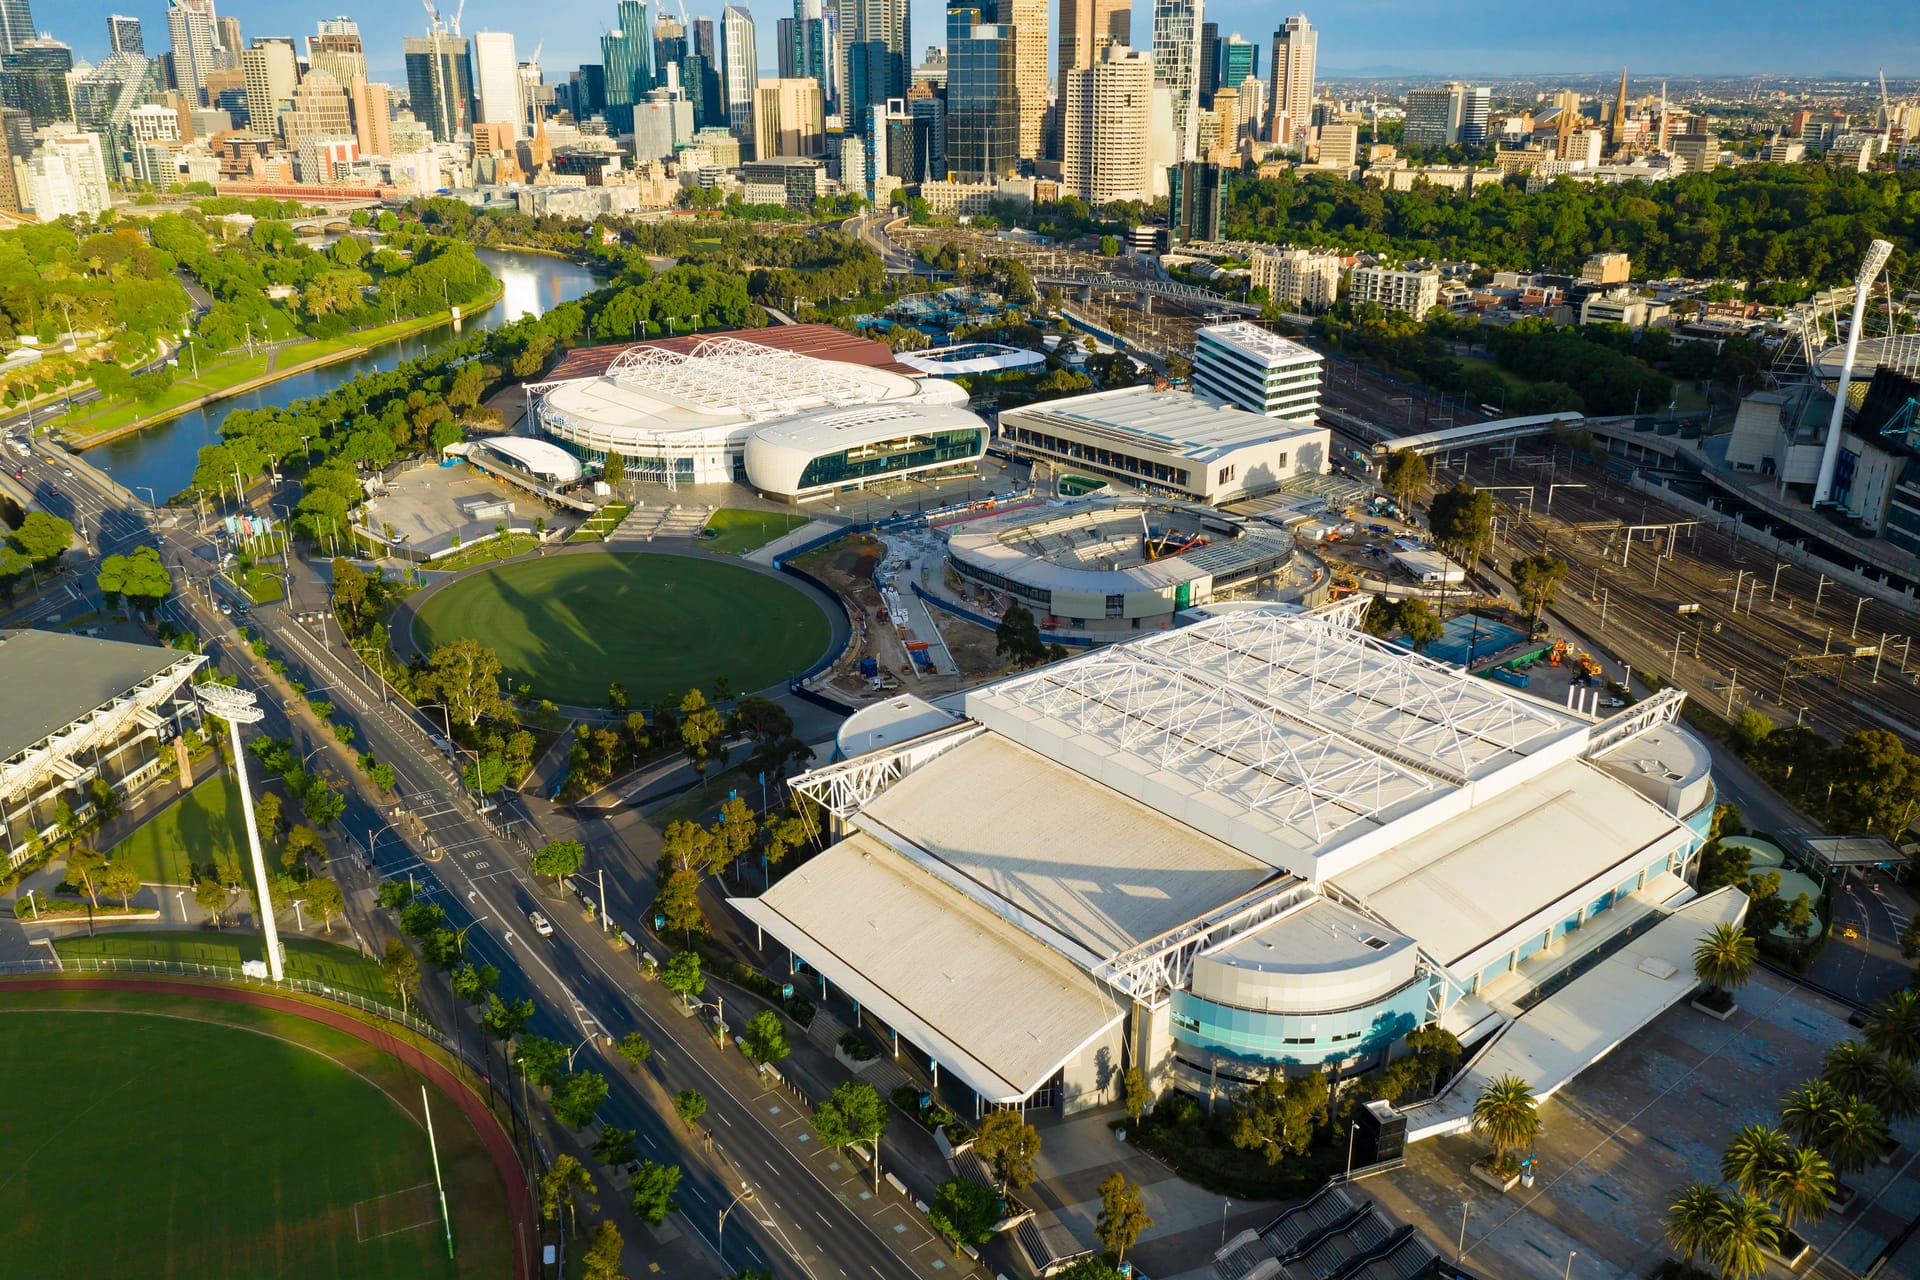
left=90, top=247, right=603, bottom=502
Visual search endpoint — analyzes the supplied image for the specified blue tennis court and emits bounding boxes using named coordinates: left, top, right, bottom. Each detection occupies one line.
left=1417, top=614, right=1527, bottom=666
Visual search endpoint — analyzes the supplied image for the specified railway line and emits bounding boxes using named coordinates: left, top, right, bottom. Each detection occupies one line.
left=1448, top=447, right=1920, bottom=746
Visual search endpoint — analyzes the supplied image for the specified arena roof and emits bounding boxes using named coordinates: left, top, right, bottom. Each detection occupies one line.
left=469, top=436, right=584, bottom=483
left=729, top=831, right=1127, bottom=1103
left=946, top=500, right=1296, bottom=596
left=1000, top=386, right=1325, bottom=461
left=857, top=734, right=1280, bottom=959
left=0, top=631, right=192, bottom=763
left=541, top=323, right=915, bottom=383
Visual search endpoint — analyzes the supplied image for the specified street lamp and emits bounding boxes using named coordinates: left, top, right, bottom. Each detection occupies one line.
left=1565, top=1251, right=1578, bottom=1280
left=565, top=1034, right=599, bottom=1071
left=718, top=1182, right=754, bottom=1273
left=290, top=898, right=306, bottom=932
left=197, top=682, right=284, bottom=981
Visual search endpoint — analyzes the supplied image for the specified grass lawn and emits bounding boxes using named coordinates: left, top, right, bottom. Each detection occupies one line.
left=700, top=507, right=809, bottom=555
left=53, top=930, right=393, bottom=1005
left=236, top=566, right=287, bottom=602
left=53, top=353, right=275, bottom=439
left=273, top=337, right=356, bottom=368
left=410, top=550, right=832, bottom=707
left=0, top=988, right=510, bottom=1280
left=567, top=502, right=632, bottom=543
left=110, top=774, right=252, bottom=887
left=431, top=533, right=543, bottom=571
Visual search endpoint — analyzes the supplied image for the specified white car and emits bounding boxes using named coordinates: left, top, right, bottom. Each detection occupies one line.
left=528, top=910, right=554, bottom=938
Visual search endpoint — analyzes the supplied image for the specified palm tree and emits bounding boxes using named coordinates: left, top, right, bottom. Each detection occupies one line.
left=1665, top=1183, right=1725, bottom=1266
left=1720, top=1124, right=1791, bottom=1197
left=1818, top=1097, right=1888, bottom=1175
left=1780, top=1079, right=1840, bottom=1148
left=1708, top=1193, right=1782, bottom=1280
left=1823, top=1039, right=1885, bottom=1100
left=1764, top=1145, right=1835, bottom=1233
left=1469, top=1074, right=1540, bottom=1169
left=1870, top=1054, right=1920, bottom=1122
left=1865, top=989, right=1920, bottom=1064
left=1692, top=923, right=1758, bottom=1002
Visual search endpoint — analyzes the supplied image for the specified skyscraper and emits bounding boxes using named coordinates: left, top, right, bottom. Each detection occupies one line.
left=108, top=15, right=145, bottom=56
left=1062, top=42, right=1150, bottom=203
left=654, top=15, right=688, bottom=77
left=842, top=0, right=909, bottom=135
left=683, top=52, right=722, bottom=128
left=1459, top=83, right=1490, bottom=144
left=0, top=0, right=31, bottom=59
left=1059, top=0, right=1128, bottom=75
left=0, top=35, right=70, bottom=127
left=721, top=4, right=758, bottom=140
left=788, top=0, right=830, bottom=109
left=472, top=31, right=522, bottom=135
left=692, top=17, right=715, bottom=59
left=1152, top=0, right=1203, bottom=162
left=403, top=30, right=474, bottom=142
left=1217, top=33, right=1254, bottom=100
left=602, top=1, right=654, bottom=134
left=214, top=14, right=241, bottom=56
left=240, top=38, right=298, bottom=140
left=167, top=0, right=220, bottom=106
left=1266, top=12, right=1314, bottom=149
left=945, top=0, right=1016, bottom=181
left=754, top=76, right=824, bottom=157
left=349, top=75, right=392, bottom=156
left=1008, top=0, right=1045, bottom=162
left=308, top=18, right=366, bottom=87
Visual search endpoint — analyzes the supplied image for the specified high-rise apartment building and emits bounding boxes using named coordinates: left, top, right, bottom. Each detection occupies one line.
left=472, top=31, right=523, bottom=136
left=843, top=0, right=910, bottom=136
left=788, top=0, right=829, bottom=102
left=1347, top=264, right=1439, bottom=317
left=1459, top=84, right=1490, bottom=143
left=1250, top=246, right=1342, bottom=311
left=0, top=106, right=29, bottom=209
left=682, top=53, right=722, bottom=128
left=776, top=17, right=796, bottom=76
left=692, top=17, right=715, bottom=59
left=1059, top=0, right=1128, bottom=75
left=349, top=75, right=392, bottom=156
left=403, top=30, right=474, bottom=141
left=214, top=14, right=241, bottom=56
left=0, top=0, right=31, bottom=58
left=108, top=15, right=145, bottom=56
left=1193, top=321, right=1322, bottom=420
left=1316, top=120, right=1357, bottom=166
left=308, top=18, right=366, bottom=87
left=0, top=36, right=73, bottom=128
left=1266, top=12, right=1314, bottom=149
left=1168, top=159, right=1221, bottom=242
left=945, top=0, right=1016, bottom=181
left=1152, top=0, right=1204, bottom=162
left=1672, top=132, right=1720, bottom=174
left=721, top=4, right=758, bottom=139
left=754, top=76, right=824, bottom=157
left=1061, top=42, right=1151, bottom=204
left=1007, top=0, right=1045, bottom=162
left=1197, top=21, right=1217, bottom=104
left=602, top=1, right=654, bottom=134
left=24, top=130, right=110, bottom=217
left=240, top=38, right=298, bottom=140
left=167, top=0, right=220, bottom=106
left=1403, top=87, right=1456, bottom=148
left=281, top=70, right=353, bottom=175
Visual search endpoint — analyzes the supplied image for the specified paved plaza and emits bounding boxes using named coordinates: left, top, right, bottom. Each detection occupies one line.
left=1360, top=969, right=1920, bottom=1279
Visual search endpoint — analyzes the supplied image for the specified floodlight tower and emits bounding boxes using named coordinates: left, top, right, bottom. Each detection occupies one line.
left=197, top=683, right=284, bottom=980
left=1813, top=238, right=1895, bottom=507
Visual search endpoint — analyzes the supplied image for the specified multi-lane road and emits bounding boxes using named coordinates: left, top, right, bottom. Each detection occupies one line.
left=8, top=440, right=972, bottom=1280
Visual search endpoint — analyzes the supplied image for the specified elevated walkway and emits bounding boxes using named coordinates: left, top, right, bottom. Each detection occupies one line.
left=1403, top=885, right=1749, bottom=1142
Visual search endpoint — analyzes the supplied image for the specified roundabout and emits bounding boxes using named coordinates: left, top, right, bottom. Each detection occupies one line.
left=406, top=549, right=838, bottom=708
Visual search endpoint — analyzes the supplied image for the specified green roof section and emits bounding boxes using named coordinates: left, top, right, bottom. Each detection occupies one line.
left=0, top=630, right=192, bottom=762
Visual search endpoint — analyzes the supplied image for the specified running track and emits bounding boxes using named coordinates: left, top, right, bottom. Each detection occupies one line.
left=1, top=977, right=537, bottom=1280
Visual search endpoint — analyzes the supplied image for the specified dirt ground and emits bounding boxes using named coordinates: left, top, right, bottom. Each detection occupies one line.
left=795, top=534, right=1013, bottom=707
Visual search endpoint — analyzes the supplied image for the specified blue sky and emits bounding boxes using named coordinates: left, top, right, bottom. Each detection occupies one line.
left=47, top=0, right=1920, bottom=81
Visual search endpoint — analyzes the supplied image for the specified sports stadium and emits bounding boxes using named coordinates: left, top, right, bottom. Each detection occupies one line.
left=734, top=601, right=1740, bottom=1139
left=526, top=325, right=988, bottom=501
left=940, top=498, right=1300, bottom=638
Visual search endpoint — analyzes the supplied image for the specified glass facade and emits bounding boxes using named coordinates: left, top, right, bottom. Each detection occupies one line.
left=1170, top=979, right=1428, bottom=1070
left=795, top=427, right=984, bottom=490
left=945, top=3, right=1016, bottom=180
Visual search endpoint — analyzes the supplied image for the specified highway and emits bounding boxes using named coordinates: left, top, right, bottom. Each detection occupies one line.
left=13, top=437, right=969, bottom=1280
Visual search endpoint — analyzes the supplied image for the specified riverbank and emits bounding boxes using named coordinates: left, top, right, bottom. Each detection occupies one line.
left=62, top=277, right=508, bottom=452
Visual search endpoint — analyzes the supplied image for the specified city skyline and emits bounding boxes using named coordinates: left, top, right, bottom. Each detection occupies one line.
left=37, top=0, right=1920, bottom=80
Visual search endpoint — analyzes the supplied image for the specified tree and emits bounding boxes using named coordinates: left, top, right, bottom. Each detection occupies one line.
left=581, top=1220, right=626, bottom=1280
left=1779, top=1079, right=1840, bottom=1148
left=514, top=1034, right=569, bottom=1087
left=62, top=846, right=106, bottom=907
left=995, top=603, right=1050, bottom=668
left=653, top=868, right=706, bottom=942
left=1665, top=1184, right=1724, bottom=1267
left=662, top=950, right=705, bottom=1007
left=1393, top=598, right=1444, bottom=652
left=1055, top=1261, right=1127, bottom=1280
left=1510, top=553, right=1568, bottom=628
left=602, top=451, right=626, bottom=487
left=1902, top=917, right=1920, bottom=961
left=9, top=510, right=73, bottom=564
left=1380, top=450, right=1430, bottom=515
left=539, top=1154, right=597, bottom=1232
left=1708, top=1193, right=1782, bottom=1280
left=1864, top=989, right=1920, bottom=1063
left=1230, top=1071, right=1322, bottom=1164
left=659, top=819, right=718, bottom=876
left=254, top=790, right=283, bottom=843
left=450, top=960, right=501, bottom=1004
left=1693, top=923, right=1757, bottom=1002
left=1766, top=1145, right=1835, bottom=1232
left=615, top=1032, right=652, bottom=1072
left=678, top=689, right=725, bottom=779
left=551, top=1071, right=611, bottom=1128
left=1095, top=1171, right=1151, bottom=1264
left=462, top=752, right=509, bottom=795
left=740, top=1010, right=791, bottom=1065
left=422, top=638, right=509, bottom=728
left=95, top=545, right=173, bottom=612
left=99, top=859, right=141, bottom=910
left=1870, top=1054, right=1920, bottom=1122
left=1828, top=729, right=1920, bottom=835
left=1817, top=1097, right=1886, bottom=1175
left=673, top=1088, right=707, bottom=1131
left=814, top=1080, right=887, bottom=1191
left=593, top=1125, right=639, bottom=1168
left=1122, top=1067, right=1151, bottom=1127
left=1428, top=483, right=1494, bottom=575
left=380, top=937, right=420, bottom=1014
left=927, top=1177, right=1001, bottom=1256
left=1823, top=1040, right=1884, bottom=1100
left=1469, top=1074, right=1539, bottom=1169
left=1720, top=1124, right=1791, bottom=1198
left=532, top=838, right=586, bottom=884
left=481, top=992, right=535, bottom=1041
left=304, top=875, right=345, bottom=933
left=629, top=1161, right=681, bottom=1225
left=194, top=876, right=228, bottom=925
left=973, top=1108, right=1042, bottom=1192
left=281, top=824, right=325, bottom=875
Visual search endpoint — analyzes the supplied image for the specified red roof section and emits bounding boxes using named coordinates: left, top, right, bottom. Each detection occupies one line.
left=542, top=323, right=916, bottom=383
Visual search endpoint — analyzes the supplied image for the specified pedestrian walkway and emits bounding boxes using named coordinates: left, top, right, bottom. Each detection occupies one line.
left=612, top=502, right=710, bottom=542
left=746, top=519, right=840, bottom=565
